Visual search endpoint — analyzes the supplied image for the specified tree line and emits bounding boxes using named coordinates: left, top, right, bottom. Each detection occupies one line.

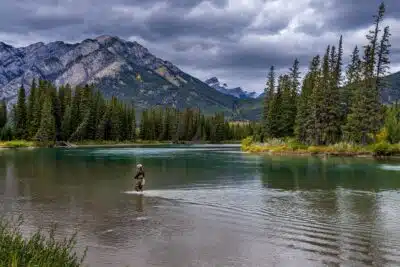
left=262, top=2, right=397, bottom=145
left=139, top=107, right=261, bottom=142
left=0, top=80, right=259, bottom=145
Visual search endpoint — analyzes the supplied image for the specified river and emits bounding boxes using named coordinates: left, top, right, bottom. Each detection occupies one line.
left=1, top=144, right=400, bottom=266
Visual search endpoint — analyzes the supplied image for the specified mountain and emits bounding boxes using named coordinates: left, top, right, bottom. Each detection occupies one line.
left=0, top=35, right=244, bottom=118
left=204, top=77, right=259, bottom=99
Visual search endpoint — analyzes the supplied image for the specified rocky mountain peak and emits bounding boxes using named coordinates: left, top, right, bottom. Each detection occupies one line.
left=204, top=76, right=259, bottom=99
left=205, top=77, right=219, bottom=84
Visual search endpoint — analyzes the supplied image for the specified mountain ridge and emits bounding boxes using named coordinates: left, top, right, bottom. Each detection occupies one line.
left=204, top=76, right=259, bottom=99
left=0, top=35, right=245, bottom=118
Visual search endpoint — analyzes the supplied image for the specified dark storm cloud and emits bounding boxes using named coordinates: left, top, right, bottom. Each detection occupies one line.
left=0, top=0, right=399, bottom=92
left=310, top=0, right=400, bottom=31
left=118, top=0, right=227, bottom=8
left=143, top=11, right=251, bottom=41
left=187, top=45, right=310, bottom=71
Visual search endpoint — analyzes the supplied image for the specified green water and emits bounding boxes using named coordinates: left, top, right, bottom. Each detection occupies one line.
left=1, top=145, right=400, bottom=266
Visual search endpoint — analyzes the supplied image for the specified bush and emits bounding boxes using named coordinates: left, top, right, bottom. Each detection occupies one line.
left=0, top=217, right=87, bottom=267
left=286, top=138, right=308, bottom=150
left=371, top=141, right=400, bottom=156
left=385, top=105, right=400, bottom=144
left=241, top=136, right=253, bottom=148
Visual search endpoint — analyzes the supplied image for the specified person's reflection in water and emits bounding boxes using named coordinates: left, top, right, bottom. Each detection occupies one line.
left=135, top=195, right=144, bottom=212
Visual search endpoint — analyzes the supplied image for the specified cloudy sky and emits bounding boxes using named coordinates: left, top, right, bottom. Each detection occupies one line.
left=1, top=0, right=399, bottom=93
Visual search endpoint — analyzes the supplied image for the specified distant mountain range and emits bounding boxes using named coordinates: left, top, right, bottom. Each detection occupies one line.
left=1, top=35, right=399, bottom=121
left=204, top=77, right=260, bottom=99
left=0, top=35, right=251, bottom=119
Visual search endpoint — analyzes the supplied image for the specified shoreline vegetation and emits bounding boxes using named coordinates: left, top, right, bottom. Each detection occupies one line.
left=0, top=217, right=86, bottom=267
left=241, top=136, right=400, bottom=158
left=0, top=139, right=242, bottom=149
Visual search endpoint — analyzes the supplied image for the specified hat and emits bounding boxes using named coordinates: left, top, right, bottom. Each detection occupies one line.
left=137, top=164, right=143, bottom=168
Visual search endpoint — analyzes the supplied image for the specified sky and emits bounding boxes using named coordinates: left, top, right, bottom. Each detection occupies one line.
left=1, top=0, right=399, bottom=94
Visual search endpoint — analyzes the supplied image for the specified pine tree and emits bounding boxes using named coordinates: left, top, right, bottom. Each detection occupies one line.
left=86, top=90, right=102, bottom=140
left=263, top=66, right=275, bottom=137
left=304, top=55, right=322, bottom=145
left=96, top=102, right=111, bottom=141
left=14, top=85, right=28, bottom=139
left=0, top=99, right=7, bottom=129
left=289, top=59, right=300, bottom=132
left=294, top=73, right=312, bottom=143
left=346, top=3, right=389, bottom=143
left=51, top=85, right=62, bottom=140
left=70, top=86, right=82, bottom=132
left=35, top=95, right=56, bottom=146
left=342, top=46, right=362, bottom=119
left=278, top=75, right=293, bottom=137
left=161, top=107, right=171, bottom=140
left=27, top=79, right=38, bottom=138
left=130, top=106, right=137, bottom=141
left=32, top=80, right=44, bottom=136
left=323, top=40, right=342, bottom=144
left=376, top=25, right=391, bottom=97
left=345, top=45, right=377, bottom=144
left=61, top=104, right=72, bottom=141
left=139, top=110, right=148, bottom=140
left=365, top=2, right=385, bottom=79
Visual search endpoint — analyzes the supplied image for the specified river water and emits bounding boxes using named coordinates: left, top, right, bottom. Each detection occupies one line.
left=1, top=145, right=400, bottom=266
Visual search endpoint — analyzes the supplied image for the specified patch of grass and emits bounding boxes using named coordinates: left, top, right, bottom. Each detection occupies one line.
left=0, top=216, right=87, bottom=267
left=241, top=136, right=400, bottom=157
left=0, top=140, right=36, bottom=148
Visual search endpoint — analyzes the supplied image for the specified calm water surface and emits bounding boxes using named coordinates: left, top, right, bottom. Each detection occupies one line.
left=1, top=145, right=400, bottom=266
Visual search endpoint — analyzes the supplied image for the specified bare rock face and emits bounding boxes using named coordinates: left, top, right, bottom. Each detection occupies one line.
left=204, top=76, right=260, bottom=99
left=0, top=35, right=238, bottom=117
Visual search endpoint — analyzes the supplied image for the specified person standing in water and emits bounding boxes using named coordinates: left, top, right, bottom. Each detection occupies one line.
left=134, top=164, right=145, bottom=192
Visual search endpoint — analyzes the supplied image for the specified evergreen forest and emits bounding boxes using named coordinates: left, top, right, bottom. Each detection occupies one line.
left=0, top=80, right=260, bottom=145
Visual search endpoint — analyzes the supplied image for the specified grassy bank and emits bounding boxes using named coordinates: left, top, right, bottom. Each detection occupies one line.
left=0, top=139, right=241, bottom=149
left=0, top=217, right=86, bottom=267
left=0, top=140, right=36, bottom=148
left=241, top=136, right=400, bottom=157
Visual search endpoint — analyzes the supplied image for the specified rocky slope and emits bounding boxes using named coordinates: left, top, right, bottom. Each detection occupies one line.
left=0, top=35, right=241, bottom=117
left=204, top=77, right=259, bottom=99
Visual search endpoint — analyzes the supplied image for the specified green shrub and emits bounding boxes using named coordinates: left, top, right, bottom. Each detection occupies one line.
left=241, top=136, right=253, bottom=148
left=372, top=141, right=395, bottom=156
left=286, top=138, right=308, bottom=150
left=0, top=217, right=87, bottom=267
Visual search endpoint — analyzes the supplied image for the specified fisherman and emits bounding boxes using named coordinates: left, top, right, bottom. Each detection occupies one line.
left=134, top=164, right=145, bottom=192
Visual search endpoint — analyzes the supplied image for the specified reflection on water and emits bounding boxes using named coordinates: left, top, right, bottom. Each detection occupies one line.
left=0, top=146, right=400, bottom=266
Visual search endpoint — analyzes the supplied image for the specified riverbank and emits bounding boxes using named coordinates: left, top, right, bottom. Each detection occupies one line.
left=0, top=140, right=37, bottom=148
left=241, top=137, right=400, bottom=158
left=0, top=217, right=86, bottom=267
left=0, top=139, right=241, bottom=149
left=74, top=140, right=241, bottom=148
